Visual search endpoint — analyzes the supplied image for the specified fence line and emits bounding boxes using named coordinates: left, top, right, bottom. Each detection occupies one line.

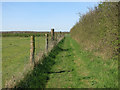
left=4, top=29, right=65, bottom=88
left=30, top=29, right=64, bottom=67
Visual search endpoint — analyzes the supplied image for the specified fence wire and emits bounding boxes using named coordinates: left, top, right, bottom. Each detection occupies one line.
left=2, top=33, right=64, bottom=88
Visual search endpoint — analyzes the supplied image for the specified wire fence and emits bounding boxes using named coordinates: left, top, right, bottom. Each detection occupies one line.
left=2, top=30, right=64, bottom=88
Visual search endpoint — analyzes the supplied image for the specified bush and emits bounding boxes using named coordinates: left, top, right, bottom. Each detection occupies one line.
left=70, top=2, right=119, bottom=60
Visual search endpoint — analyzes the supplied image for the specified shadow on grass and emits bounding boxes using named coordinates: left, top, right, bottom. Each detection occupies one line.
left=16, top=37, right=70, bottom=88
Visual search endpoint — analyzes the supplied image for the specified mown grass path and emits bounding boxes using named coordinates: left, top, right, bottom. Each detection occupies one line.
left=18, top=35, right=118, bottom=88
left=45, top=35, right=118, bottom=88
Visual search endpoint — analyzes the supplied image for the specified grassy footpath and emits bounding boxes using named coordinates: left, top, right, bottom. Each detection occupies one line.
left=17, top=35, right=118, bottom=88
left=46, top=35, right=118, bottom=88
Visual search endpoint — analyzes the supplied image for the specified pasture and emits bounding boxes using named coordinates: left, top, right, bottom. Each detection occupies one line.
left=2, top=36, right=45, bottom=87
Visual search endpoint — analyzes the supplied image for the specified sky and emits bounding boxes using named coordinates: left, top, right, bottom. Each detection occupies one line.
left=2, top=2, right=99, bottom=32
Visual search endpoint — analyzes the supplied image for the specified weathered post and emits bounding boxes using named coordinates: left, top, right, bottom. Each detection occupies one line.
left=60, top=31, right=62, bottom=37
left=45, top=34, right=48, bottom=52
left=51, top=28, right=54, bottom=40
left=55, top=32, right=57, bottom=41
left=30, top=35, right=35, bottom=67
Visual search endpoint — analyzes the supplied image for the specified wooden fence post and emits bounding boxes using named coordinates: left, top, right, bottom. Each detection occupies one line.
left=51, top=28, right=54, bottom=40
left=55, top=32, right=57, bottom=41
left=60, top=31, right=61, bottom=37
left=45, top=34, right=48, bottom=52
left=30, top=35, right=35, bottom=67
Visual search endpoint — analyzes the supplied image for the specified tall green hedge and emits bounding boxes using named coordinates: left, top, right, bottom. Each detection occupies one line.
left=70, top=2, right=119, bottom=59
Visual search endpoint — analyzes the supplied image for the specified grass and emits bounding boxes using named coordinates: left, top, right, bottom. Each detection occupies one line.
left=16, top=35, right=118, bottom=88
left=2, top=36, right=45, bottom=87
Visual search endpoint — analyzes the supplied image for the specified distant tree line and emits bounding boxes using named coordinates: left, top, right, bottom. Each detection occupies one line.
left=1, top=31, right=69, bottom=37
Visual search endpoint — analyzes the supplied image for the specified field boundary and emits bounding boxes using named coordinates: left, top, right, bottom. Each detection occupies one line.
left=4, top=29, right=65, bottom=88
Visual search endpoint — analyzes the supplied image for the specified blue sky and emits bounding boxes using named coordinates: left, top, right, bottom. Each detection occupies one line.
left=2, top=2, right=99, bottom=32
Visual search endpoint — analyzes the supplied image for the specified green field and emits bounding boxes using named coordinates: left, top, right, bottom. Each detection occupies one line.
left=17, top=35, right=118, bottom=88
left=2, top=36, right=45, bottom=87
